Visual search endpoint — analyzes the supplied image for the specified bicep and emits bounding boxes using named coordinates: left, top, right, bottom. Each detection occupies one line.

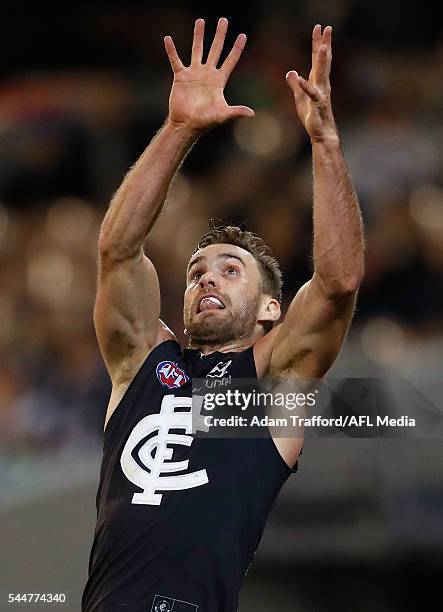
left=93, top=247, right=161, bottom=382
left=270, top=274, right=357, bottom=379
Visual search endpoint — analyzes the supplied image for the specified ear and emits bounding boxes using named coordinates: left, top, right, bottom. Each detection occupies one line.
left=258, top=295, right=281, bottom=325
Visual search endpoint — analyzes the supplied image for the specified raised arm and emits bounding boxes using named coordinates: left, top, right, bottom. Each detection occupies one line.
left=270, top=25, right=365, bottom=381
left=94, top=17, right=254, bottom=386
left=262, top=25, right=364, bottom=469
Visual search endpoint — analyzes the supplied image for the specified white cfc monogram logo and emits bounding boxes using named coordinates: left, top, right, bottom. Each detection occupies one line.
left=120, top=395, right=208, bottom=505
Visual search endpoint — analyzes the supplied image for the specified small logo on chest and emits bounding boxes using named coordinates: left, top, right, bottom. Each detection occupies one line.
left=153, top=597, right=173, bottom=612
left=206, top=359, right=232, bottom=378
left=152, top=594, right=198, bottom=611
left=156, top=360, right=190, bottom=389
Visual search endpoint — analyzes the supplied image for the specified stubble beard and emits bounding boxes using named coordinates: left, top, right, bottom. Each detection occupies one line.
left=185, top=293, right=261, bottom=347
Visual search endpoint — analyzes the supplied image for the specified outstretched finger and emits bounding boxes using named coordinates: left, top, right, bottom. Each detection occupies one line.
left=322, top=24, right=333, bottom=48
left=314, top=44, right=329, bottom=85
left=315, top=26, right=332, bottom=85
left=164, top=36, right=184, bottom=73
left=191, top=18, right=205, bottom=64
left=312, top=24, right=322, bottom=67
left=207, top=17, right=228, bottom=66
left=220, top=33, right=247, bottom=81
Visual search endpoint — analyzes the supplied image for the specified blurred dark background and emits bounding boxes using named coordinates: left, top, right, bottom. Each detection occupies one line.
left=0, top=1, right=442, bottom=610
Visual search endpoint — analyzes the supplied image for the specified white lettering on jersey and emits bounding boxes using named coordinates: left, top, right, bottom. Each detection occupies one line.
left=120, top=395, right=208, bottom=505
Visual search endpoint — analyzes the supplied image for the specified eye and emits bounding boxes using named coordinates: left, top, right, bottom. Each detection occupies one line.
left=226, top=266, right=239, bottom=276
left=191, top=270, right=203, bottom=281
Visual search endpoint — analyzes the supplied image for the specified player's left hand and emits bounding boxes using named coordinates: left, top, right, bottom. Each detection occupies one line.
left=286, top=25, right=338, bottom=143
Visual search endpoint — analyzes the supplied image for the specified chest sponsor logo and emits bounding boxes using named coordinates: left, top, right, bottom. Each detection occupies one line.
left=120, top=395, right=208, bottom=505
left=206, top=359, right=232, bottom=378
left=156, top=360, right=190, bottom=389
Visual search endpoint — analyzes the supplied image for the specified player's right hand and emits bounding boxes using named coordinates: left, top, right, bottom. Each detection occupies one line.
left=164, top=17, right=255, bottom=133
left=286, top=25, right=338, bottom=144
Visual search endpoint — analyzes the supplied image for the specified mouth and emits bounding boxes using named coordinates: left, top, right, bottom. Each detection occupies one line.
left=197, top=294, right=226, bottom=314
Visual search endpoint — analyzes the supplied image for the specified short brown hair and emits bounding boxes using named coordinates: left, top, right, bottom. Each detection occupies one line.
left=194, top=221, right=283, bottom=303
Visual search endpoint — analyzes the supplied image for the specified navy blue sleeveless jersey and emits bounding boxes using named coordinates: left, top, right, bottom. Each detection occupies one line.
left=82, top=339, right=298, bottom=612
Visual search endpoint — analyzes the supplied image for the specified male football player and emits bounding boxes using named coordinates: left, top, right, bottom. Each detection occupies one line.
left=82, top=18, right=364, bottom=612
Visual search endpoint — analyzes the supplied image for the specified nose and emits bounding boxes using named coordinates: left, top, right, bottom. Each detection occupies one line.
left=199, top=270, right=217, bottom=289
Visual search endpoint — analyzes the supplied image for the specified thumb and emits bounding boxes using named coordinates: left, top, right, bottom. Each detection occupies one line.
left=226, top=105, right=255, bottom=120
left=286, top=70, right=304, bottom=102
left=285, top=70, right=300, bottom=91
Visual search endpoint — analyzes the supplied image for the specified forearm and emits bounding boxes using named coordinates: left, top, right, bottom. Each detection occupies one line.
left=311, top=136, right=364, bottom=296
left=99, top=119, right=199, bottom=258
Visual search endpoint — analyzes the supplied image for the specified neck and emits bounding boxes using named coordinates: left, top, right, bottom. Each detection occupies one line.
left=187, top=327, right=264, bottom=355
left=189, top=339, right=251, bottom=355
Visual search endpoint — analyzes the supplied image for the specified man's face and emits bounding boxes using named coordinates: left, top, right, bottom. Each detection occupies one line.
left=183, top=243, right=263, bottom=345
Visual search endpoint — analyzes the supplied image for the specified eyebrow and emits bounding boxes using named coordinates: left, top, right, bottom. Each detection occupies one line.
left=187, top=253, right=246, bottom=273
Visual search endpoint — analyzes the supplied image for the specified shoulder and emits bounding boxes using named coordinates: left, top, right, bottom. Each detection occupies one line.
left=157, top=318, right=179, bottom=345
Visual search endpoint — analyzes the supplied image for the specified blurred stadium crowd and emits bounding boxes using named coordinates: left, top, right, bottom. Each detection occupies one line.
left=0, top=2, right=442, bottom=457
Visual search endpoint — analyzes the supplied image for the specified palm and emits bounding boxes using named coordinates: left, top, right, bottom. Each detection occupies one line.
left=298, top=72, right=329, bottom=137
left=169, top=71, right=229, bottom=129
left=164, top=18, right=254, bottom=132
left=295, top=86, right=312, bottom=128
